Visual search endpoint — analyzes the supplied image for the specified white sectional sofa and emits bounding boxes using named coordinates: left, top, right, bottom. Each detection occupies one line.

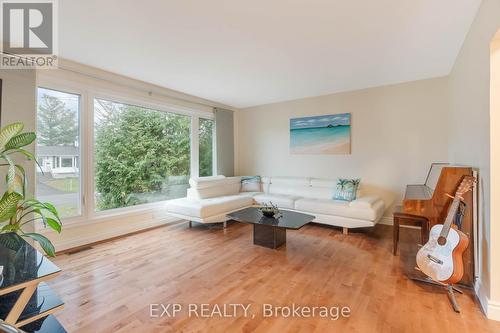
left=165, top=175, right=386, bottom=232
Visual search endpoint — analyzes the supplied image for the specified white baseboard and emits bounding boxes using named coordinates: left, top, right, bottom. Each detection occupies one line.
left=378, top=216, right=422, bottom=230
left=379, top=216, right=393, bottom=225
left=475, top=280, right=489, bottom=316
left=475, top=280, right=500, bottom=321
left=488, top=300, right=500, bottom=321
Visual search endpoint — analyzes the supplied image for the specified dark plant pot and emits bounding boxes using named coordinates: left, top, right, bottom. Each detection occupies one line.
left=0, top=232, right=24, bottom=253
left=0, top=233, right=30, bottom=287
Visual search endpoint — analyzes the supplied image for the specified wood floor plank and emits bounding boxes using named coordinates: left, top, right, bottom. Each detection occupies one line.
left=47, top=222, right=500, bottom=333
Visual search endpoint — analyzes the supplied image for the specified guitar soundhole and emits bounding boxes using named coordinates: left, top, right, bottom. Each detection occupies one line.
left=437, top=236, right=447, bottom=246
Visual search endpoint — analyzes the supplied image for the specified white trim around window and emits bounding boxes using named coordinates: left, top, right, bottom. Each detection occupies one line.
left=35, top=76, right=215, bottom=229
left=212, top=117, right=218, bottom=176
left=36, top=84, right=86, bottom=226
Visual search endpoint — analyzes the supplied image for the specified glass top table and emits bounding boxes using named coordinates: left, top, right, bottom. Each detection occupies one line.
left=227, top=207, right=315, bottom=249
left=0, top=234, right=65, bottom=331
left=0, top=237, right=60, bottom=295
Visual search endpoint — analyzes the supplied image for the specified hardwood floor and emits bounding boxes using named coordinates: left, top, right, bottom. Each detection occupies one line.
left=48, top=221, right=500, bottom=333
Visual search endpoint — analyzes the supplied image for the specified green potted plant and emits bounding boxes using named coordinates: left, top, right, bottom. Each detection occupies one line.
left=0, top=122, right=62, bottom=257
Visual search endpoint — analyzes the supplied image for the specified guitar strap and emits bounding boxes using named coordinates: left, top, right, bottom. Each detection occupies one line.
left=455, top=201, right=467, bottom=230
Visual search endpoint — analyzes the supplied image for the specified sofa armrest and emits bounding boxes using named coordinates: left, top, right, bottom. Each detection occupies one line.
left=349, top=195, right=384, bottom=209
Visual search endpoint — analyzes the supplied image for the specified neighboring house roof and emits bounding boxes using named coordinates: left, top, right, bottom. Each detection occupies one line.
left=37, top=145, right=79, bottom=156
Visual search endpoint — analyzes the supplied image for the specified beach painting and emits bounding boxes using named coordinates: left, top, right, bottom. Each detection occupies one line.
left=290, top=113, right=351, bottom=154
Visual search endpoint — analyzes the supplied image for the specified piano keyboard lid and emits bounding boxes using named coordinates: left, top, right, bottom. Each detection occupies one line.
left=425, top=163, right=449, bottom=191
left=405, top=163, right=449, bottom=200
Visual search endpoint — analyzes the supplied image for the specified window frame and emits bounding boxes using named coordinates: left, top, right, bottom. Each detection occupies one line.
left=35, top=78, right=215, bottom=227
left=91, top=93, right=197, bottom=215
left=198, top=117, right=217, bottom=177
left=36, top=85, right=85, bottom=224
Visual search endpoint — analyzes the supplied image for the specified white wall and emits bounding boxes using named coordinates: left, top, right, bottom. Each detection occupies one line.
left=236, top=0, right=500, bottom=319
left=447, top=0, right=500, bottom=319
left=237, top=77, right=450, bottom=221
left=0, top=69, right=37, bottom=232
left=490, top=30, right=500, bottom=319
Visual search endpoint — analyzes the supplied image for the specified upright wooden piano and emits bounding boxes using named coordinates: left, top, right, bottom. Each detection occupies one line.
left=402, top=163, right=476, bottom=286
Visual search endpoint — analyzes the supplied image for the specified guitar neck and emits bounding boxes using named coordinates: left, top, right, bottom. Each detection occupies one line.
left=439, top=198, right=461, bottom=239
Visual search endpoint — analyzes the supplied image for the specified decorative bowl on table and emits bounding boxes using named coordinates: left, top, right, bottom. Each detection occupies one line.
left=259, top=202, right=280, bottom=218
left=261, top=209, right=275, bottom=218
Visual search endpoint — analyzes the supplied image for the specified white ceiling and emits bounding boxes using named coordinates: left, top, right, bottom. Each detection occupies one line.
left=59, top=0, right=481, bottom=108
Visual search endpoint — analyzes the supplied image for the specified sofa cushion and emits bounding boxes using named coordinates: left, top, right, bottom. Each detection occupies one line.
left=189, top=175, right=227, bottom=188
left=254, top=193, right=301, bottom=209
left=237, top=191, right=262, bottom=198
left=189, top=176, right=241, bottom=189
left=166, top=195, right=253, bottom=218
left=348, top=195, right=383, bottom=209
left=270, top=177, right=311, bottom=186
left=241, top=176, right=262, bottom=192
left=267, top=177, right=312, bottom=198
left=261, top=177, right=271, bottom=192
left=187, top=183, right=241, bottom=200
left=294, top=197, right=382, bottom=221
left=310, top=178, right=337, bottom=188
left=187, top=176, right=242, bottom=199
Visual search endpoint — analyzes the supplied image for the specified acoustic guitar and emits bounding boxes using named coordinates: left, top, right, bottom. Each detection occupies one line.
left=416, top=176, right=475, bottom=284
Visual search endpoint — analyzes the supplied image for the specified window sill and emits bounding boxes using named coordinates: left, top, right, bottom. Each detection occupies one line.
left=35, top=200, right=174, bottom=231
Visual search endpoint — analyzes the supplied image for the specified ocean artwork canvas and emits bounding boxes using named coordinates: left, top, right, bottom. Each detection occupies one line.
left=290, top=113, right=351, bottom=154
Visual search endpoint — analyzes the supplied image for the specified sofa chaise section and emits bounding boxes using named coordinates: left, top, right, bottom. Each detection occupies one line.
left=165, top=195, right=253, bottom=225
left=164, top=176, right=254, bottom=227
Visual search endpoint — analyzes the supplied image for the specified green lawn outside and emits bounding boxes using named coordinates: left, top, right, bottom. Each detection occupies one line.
left=45, top=178, right=80, bottom=193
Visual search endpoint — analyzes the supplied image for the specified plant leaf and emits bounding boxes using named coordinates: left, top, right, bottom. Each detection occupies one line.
left=1, top=223, right=19, bottom=232
left=5, top=132, right=36, bottom=150
left=21, top=199, right=60, bottom=222
left=30, top=208, right=42, bottom=216
left=22, top=198, right=42, bottom=206
left=0, top=123, right=23, bottom=151
left=14, top=165, right=27, bottom=195
left=8, top=174, right=24, bottom=196
left=12, top=148, right=35, bottom=160
left=42, top=202, right=60, bottom=220
left=6, top=163, right=15, bottom=189
left=2, top=152, right=14, bottom=167
left=22, top=233, right=55, bottom=257
left=45, top=217, right=61, bottom=233
left=1, top=154, right=24, bottom=196
left=39, top=212, right=47, bottom=227
left=15, top=164, right=26, bottom=177
left=13, top=148, right=43, bottom=174
left=0, top=192, right=22, bottom=222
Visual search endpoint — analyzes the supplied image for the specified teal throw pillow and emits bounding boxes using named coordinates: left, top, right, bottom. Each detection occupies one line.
left=241, top=176, right=261, bottom=192
left=333, top=178, right=360, bottom=201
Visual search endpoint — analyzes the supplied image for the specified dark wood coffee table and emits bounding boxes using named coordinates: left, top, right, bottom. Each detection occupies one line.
left=227, top=207, right=315, bottom=249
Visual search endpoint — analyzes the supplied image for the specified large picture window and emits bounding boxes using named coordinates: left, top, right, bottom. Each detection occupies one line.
left=199, top=118, right=214, bottom=177
left=93, top=98, right=191, bottom=211
left=36, top=88, right=81, bottom=218
left=35, top=83, right=215, bottom=223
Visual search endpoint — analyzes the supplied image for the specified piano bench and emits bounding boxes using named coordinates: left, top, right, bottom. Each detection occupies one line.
left=393, top=206, right=430, bottom=256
